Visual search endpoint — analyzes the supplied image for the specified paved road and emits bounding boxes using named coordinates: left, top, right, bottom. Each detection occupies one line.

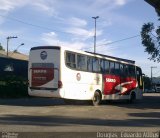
left=0, top=93, right=159, bottom=137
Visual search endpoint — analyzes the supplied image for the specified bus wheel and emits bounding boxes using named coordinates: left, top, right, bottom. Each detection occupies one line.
left=92, top=91, right=101, bottom=106
left=128, top=92, right=136, bottom=103
left=64, top=99, right=73, bottom=105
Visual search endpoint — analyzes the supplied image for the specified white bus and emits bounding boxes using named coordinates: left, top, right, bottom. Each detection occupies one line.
left=28, top=46, right=143, bottom=105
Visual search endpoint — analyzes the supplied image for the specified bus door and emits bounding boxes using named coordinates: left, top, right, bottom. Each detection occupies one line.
left=119, top=64, right=138, bottom=95
left=103, top=61, right=121, bottom=95
left=136, top=67, right=143, bottom=98
left=119, top=64, right=132, bottom=95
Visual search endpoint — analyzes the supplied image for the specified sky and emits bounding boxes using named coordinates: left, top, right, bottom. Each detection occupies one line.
left=0, top=0, right=159, bottom=77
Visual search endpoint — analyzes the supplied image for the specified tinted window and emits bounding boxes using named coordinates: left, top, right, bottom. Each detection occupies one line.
left=124, top=65, right=129, bottom=76
left=66, top=52, right=76, bottom=68
left=104, top=60, right=110, bottom=74
left=100, top=59, right=104, bottom=73
left=120, top=64, right=124, bottom=76
left=128, top=65, right=135, bottom=77
left=87, top=56, right=92, bottom=72
left=77, top=54, right=86, bottom=70
left=110, top=61, right=115, bottom=74
left=115, top=62, right=120, bottom=75
left=93, top=58, right=100, bottom=72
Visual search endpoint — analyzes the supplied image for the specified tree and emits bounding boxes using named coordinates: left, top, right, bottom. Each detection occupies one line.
left=143, top=76, right=151, bottom=89
left=0, top=43, right=5, bottom=51
left=141, top=10, right=160, bottom=62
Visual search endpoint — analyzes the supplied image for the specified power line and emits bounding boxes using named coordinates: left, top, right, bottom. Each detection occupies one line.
left=0, top=14, right=73, bottom=35
left=0, top=14, right=141, bottom=51
left=83, top=34, right=140, bottom=50
left=98, top=35, right=140, bottom=46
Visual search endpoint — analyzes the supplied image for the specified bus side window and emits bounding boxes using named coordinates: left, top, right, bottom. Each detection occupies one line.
left=120, top=64, right=124, bottom=76
left=128, top=65, right=136, bottom=78
left=77, top=54, right=87, bottom=70
left=104, top=60, right=110, bottom=74
left=123, top=65, right=129, bottom=77
left=110, top=61, right=115, bottom=74
left=87, top=56, right=93, bottom=72
left=100, top=59, right=104, bottom=73
left=66, top=52, right=76, bottom=69
left=115, top=62, right=120, bottom=75
left=93, top=58, right=100, bottom=72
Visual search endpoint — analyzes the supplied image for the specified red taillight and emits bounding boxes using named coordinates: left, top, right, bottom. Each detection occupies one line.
left=58, top=80, right=62, bottom=88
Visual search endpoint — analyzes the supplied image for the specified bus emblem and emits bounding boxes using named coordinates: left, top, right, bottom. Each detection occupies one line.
left=76, top=73, right=81, bottom=81
left=40, top=51, right=47, bottom=60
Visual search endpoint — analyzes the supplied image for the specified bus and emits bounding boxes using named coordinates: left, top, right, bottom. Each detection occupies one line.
left=28, top=46, right=143, bottom=105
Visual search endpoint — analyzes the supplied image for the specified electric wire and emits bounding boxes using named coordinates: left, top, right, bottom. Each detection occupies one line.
left=0, top=14, right=73, bottom=35
left=0, top=14, right=141, bottom=51
left=82, top=34, right=140, bottom=50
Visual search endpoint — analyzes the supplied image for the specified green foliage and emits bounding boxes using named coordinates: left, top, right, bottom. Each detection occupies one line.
left=0, top=75, right=29, bottom=98
left=143, top=76, right=151, bottom=89
left=0, top=44, right=5, bottom=51
left=141, top=10, right=160, bottom=62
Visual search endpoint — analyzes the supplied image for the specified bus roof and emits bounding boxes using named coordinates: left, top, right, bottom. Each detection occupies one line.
left=85, top=51, right=135, bottom=64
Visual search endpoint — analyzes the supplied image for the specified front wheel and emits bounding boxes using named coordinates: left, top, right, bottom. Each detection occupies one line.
left=92, top=91, right=101, bottom=106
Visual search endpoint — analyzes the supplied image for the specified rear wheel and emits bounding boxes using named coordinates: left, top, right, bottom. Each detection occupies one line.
left=64, top=99, right=74, bottom=105
left=92, top=91, right=101, bottom=106
left=128, top=92, right=136, bottom=103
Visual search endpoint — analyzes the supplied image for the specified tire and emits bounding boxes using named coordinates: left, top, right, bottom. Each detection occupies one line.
left=92, top=91, right=101, bottom=106
left=128, top=92, right=136, bottom=104
left=64, top=99, right=73, bottom=105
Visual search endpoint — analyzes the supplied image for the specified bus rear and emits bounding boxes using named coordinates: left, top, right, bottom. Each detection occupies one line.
left=28, top=46, right=63, bottom=98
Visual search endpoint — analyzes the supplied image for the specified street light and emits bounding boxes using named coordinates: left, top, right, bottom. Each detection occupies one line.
left=13, top=43, right=24, bottom=53
left=6, top=36, right=18, bottom=57
left=10, top=43, right=25, bottom=57
left=92, top=16, right=99, bottom=53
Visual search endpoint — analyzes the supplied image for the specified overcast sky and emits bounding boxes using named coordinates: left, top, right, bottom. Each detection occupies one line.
left=0, top=0, right=159, bottom=77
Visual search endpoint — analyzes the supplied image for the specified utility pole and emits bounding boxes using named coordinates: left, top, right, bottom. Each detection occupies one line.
left=6, top=36, right=18, bottom=57
left=151, top=66, right=157, bottom=88
left=92, top=16, right=99, bottom=53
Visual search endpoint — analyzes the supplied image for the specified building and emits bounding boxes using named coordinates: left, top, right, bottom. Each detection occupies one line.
left=0, top=50, right=28, bottom=61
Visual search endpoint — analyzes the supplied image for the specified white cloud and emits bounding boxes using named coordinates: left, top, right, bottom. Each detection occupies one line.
left=42, top=32, right=59, bottom=45
left=31, top=1, right=58, bottom=16
left=66, top=27, right=92, bottom=38
left=0, top=0, right=58, bottom=16
left=65, top=27, right=102, bottom=41
left=115, top=0, right=127, bottom=6
left=42, top=31, right=91, bottom=50
left=90, top=0, right=128, bottom=11
left=0, top=0, right=29, bottom=12
left=68, top=17, right=87, bottom=27
left=99, top=19, right=112, bottom=28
